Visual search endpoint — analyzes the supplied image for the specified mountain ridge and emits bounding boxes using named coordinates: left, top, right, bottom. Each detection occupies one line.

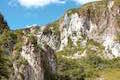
left=0, top=0, right=120, bottom=80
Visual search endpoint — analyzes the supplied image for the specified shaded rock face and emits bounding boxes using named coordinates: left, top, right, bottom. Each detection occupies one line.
left=11, top=34, right=56, bottom=80
left=21, top=36, right=44, bottom=80
left=0, top=13, right=11, bottom=54
left=0, top=13, right=9, bottom=34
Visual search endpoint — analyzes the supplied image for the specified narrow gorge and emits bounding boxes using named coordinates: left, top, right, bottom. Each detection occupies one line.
left=0, top=0, right=120, bottom=80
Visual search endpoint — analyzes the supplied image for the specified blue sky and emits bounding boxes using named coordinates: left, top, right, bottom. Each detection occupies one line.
left=0, top=0, right=98, bottom=29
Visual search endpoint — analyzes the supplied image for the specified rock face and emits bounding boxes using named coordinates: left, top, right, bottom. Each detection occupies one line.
left=26, top=0, right=120, bottom=59
left=10, top=32, right=56, bottom=80
left=0, top=0, right=120, bottom=80
left=30, top=0, right=120, bottom=58
left=0, top=13, right=9, bottom=34
left=58, top=0, right=120, bottom=58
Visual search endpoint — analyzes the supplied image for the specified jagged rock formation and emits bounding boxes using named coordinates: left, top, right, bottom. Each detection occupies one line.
left=10, top=34, right=56, bottom=80
left=0, top=0, right=120, bottom=80
left=59, top=0, right=120, bottom=58
left=32, top=0, right=120, bottom=58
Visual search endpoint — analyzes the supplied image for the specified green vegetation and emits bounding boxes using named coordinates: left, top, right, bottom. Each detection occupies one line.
left=56, top=54, right=104, bottom=79
left=57, top=37, right=85, bottom=57
left=67, top=0, right=108, bottom=26
left=116, top=16, right=120, bottom=28
left=12, top=30, right=24, bottom=60
left=56, top=52, right=120, bottom=80
left=0, top=31, right=17, bottom=79
left=56, top=37, right=120, bottom=80
left=67, top=8, right=80, bottom=17
left=0, top=31, right=17, bottom=46
left=114, top=0, right=120, bottom=5
left=114, top=33, right=120, bottom=42
left=43, top=20, right=60, bottom=36
left=87, top=39, right=105, bottom=54
left=0, top=30, right=28, bottom=79
left=0, top=51, right=12, bottom=80
left=27, top=33, right=37, bottom=46
left=67, top=0, right=120, bottom=26
left=101, top=68, right=120, bottom=80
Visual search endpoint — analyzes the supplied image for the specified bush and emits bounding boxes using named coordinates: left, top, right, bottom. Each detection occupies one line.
left=56, top=54, right=120, bottom=80
left=0, top=50, right=12, bottom=79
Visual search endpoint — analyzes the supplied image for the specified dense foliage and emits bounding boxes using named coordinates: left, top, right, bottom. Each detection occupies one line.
left=0, top=29, right=25, bottom=79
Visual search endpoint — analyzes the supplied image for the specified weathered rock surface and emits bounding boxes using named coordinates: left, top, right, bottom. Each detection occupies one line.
left=0, top=0, right=120, bottom=80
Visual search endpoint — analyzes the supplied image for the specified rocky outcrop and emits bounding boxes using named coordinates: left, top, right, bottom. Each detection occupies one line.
left=58, top=0, right=120, bottom=58
left=27, top=0, right=120, bottom=58
left=0, top=13, right=9, bottom=34
left=0, top=0, right=120, bottom=80
left=10, top=32, right=56, bottom=80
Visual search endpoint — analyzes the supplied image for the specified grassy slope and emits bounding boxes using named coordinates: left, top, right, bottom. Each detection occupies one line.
left=100, top=68, right=120, bottom=80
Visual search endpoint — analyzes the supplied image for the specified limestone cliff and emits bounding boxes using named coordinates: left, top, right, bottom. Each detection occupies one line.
left=0, top=0, right=120, bottom=80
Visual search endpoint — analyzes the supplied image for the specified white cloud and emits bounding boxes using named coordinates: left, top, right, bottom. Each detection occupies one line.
left=17, top=0, right=66, bottom=8
left=8, top=0, right=99, bottom=8
left=8, top=0, right=18, bottom=7
left=72, top=0, right=100, bottom=4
